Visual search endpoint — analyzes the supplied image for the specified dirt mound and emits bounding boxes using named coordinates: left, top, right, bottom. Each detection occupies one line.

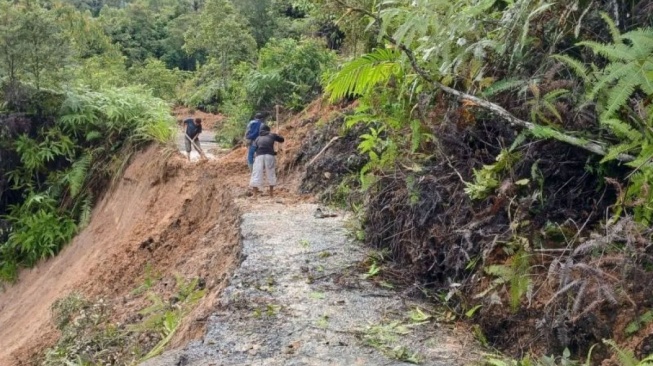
left=0, top=145, right=241, bottom=365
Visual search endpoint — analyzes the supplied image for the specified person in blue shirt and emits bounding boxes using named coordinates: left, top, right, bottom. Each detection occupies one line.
left=244, top=112, right=267, bottom=170
left=183, top=117, right=202, bottom=161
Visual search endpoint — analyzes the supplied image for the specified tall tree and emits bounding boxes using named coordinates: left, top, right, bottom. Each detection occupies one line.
left=183, top=0, right=256, bottom=85
left=0, top=2, right=70, bottom=91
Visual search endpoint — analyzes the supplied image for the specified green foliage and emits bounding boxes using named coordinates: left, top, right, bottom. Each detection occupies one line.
left=0, top=2, right=71, bottom=90
left=183, top=0, right=257, bottom=78
left=484, top=248, right=531, bottom=312
left=131, top=58, right=188, bottom=101
left=44, top=295, right=129, bottom=366
left=580, top=24, right=653, bottom=170
left=603, top=339, right=653, bottom=366
left=178, top=57, right=231, bottom=111
left=625, top=310, right=653, bottom=336
left=464, top=149, right=522, bottom=200
left=623, top=169, right=653, bottom=225
left=325, top=48, right=401, bottom=102
left=554, top=17, right=653, bottom=224
left=246, top=37, right=336, bottom=111
left=360, top=320, right=420, bottom=363
left=44, top=276, right=206, bottom=365
left=137, top=277, right=206, bottom=361
left=485, top=347, right=582, bottom=366
left=1, top=86, right=173, bottom=282
left=4, top=194, right=77, bottom=267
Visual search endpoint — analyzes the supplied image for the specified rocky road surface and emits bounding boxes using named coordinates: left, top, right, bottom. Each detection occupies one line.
left=142, top=201, right=482, bottom=366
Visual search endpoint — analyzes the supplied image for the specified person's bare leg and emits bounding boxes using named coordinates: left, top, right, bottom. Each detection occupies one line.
left=252, top=187, right=259, bottom=197
left=269, top=186, right=274, bottom=198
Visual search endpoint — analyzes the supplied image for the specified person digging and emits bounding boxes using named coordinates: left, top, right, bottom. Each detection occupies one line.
left=183, top=117, right=207, bottom=161
left=249, top=125, right=284, bottom=197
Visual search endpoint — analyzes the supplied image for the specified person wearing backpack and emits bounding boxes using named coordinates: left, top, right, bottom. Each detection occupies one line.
left=183, top=116, right=203, bottom=161
left=249, top=125, right=284, bottom=198
left=244, top=112, right=266, bottom=170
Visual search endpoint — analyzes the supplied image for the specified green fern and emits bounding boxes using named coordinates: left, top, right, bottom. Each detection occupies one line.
left=625, top=168, right=653, bottom=225
left=602, top=339, right=653, bottom=366
left=67, top=154, right=91, bottom=198
left=578, top=25, right=653, bottom=118
left=325, top=48, right=401, bottom=102
left=481, top=78, right=528, bottom=98
left=550, top=54, right=589, bottom=81
left=77, top=194, right=93, bottom=230
left=483, top=248, right=531, bottom=313
left=464, top=149, right=521, bottom=200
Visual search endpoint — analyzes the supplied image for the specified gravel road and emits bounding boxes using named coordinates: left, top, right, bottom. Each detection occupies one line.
left=141, top=201, right=481, bottom=366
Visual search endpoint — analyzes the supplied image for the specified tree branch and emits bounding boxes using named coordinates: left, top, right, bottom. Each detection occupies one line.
left=332, top=0, right=637, bottom=163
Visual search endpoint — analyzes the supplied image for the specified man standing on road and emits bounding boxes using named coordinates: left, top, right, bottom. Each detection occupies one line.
left=183, top=116, right=203, bottom=161
left=249, top=125, right=284, bottom=198
left=244, top=112, right=267, bottom=170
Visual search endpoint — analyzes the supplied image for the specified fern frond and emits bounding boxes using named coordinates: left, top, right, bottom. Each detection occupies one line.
left=543, top=89, right=570, bottom=101
left=601, top=72, right=639, bottom=117
left=601, top=118, right=643, bottom=141
left=626, top=146, right=653, bottom=169
left=78, top=194, right=92, bottom=229
left=519, top=3, right=553, bottom=53
left=68, top=154, right=91, bottom=198
left=551, top=54, right=589, bottom=81
left=600, top=12, right=621, bottom=43
left=587, top=62, right=633, bottom=100
left=638, top=59, right=653, bottom=95
left=326, top=49, right=401, bottom=102
left=620, top=28, right=653, bottom=59
left=481, top=78, right=527, bottom=98
left=578, top=41, right=634, bottom=62
left=85, top=131, right=102, bottom=141
left=542, top=100, right=563, bottom=123
left=602, top=339, right=638, bottom=366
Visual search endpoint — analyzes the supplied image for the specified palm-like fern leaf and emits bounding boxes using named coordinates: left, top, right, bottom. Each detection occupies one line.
left=325, top=49, right=401, bottom=102
left=68, top=154, right=92, bottom=198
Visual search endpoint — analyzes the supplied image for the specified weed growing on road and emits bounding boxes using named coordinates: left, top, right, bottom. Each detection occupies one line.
left=359, top=320, right=422, bottom=364
left=309, top=291, right=326, bottom=300
left=316, top=314, right=330, bottom=328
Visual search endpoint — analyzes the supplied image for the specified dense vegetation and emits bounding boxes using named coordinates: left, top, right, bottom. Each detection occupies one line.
left=306, top=0, right=653, bottom=364
left=2, top=0, right=653, bottom=364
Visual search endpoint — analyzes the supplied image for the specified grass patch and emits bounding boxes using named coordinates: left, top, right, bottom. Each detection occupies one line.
left=43, top=276, right=206, bottom=365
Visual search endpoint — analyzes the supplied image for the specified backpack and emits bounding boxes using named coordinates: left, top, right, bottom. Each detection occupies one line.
left=246, top=120, right=262, bottom=140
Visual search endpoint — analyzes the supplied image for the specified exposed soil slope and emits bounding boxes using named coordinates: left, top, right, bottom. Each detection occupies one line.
left=0, top=143, right=242, bottom=365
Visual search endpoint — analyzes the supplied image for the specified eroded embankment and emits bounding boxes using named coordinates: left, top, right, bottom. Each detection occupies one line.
left=0, top=145, right=242, bottom=365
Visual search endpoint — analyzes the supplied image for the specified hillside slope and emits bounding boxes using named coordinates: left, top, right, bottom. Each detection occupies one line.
left=0, top=143, right=242, bottom=364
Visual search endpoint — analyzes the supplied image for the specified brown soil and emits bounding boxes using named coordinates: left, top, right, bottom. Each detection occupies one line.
left=0, top=145, right=243, bottom=365
left=0, top=101, right=331, bottom=365
left=173, top=107, right=223, bottom=130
